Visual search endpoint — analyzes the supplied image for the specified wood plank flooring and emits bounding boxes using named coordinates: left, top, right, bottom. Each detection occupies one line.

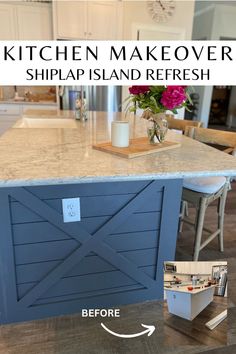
left=0, top=298, right=231, bottom=354
left=0, top=301, right=165, bottom=354
left=0, top=182, right=236, bottom=354
left=164, top=296, right=227, bottom=347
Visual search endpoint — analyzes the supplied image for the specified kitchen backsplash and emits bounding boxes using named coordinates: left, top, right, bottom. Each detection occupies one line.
left=164, top=273, right=211, bottom=282
left=1, top=86, right=56, bottom=102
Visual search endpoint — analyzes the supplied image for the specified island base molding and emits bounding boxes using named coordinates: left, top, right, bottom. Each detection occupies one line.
left=0, top=179, right=182, bottom=324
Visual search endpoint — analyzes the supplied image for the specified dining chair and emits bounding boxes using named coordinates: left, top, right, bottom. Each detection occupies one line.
left=166, top=117, right=203, bottom=217
left=180, top=127, right=236, bottom=261
left=166, top=115, right=202, bottom=132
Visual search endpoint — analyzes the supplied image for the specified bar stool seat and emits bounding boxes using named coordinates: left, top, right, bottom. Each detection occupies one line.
left=183, top=176, right=227, bottom=194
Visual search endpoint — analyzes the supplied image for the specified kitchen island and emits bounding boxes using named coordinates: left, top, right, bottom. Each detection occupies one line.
left=165, top=284, right=216, bottom=320
left=0, top=111, right=236, bottom=324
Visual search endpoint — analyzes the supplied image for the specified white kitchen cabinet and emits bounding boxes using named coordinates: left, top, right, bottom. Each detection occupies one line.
left=0, top=104, right=21, bottom=136
left=175, top=261, right=227, bottom=275
left=54, top=0, right=122, bottom=40
left=175, top=262, right=206, bottom=275
left=0, top=3, right=17, bottom=39
left=0, top=104, right=21, bottom=117
left=189, top=262, right=199, bottom=275
left=176, top=262, right=189, bottom=274
left=195, top=262, right=208, bottom=274
left=0, top=119, right=17, bottom=136
left=55, top=0, right=86, bottom=39
left=17, top=4, right=52, bottom=40
left=0, top=1, right=52, bottom=40
left=87, top=1, right=120, bottom=40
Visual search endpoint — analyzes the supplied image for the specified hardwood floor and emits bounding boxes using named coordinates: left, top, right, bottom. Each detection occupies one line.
left=0, top=183, right=236, bottom=354
left=0, top=298, right=232, bottom=354
left=0, top=301, right=166, bottom=354
left=164, top=296, right=227, bottom=347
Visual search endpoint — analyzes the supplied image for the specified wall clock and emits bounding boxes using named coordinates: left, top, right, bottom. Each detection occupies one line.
left=147, top=0, right=176, bottom=23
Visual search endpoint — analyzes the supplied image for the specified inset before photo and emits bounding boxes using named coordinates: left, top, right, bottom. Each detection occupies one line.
left=164, top=261, right=227, bottom=347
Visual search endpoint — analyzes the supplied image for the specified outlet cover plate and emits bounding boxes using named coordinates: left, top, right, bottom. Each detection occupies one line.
left=62, top=198, right=81, bottom=223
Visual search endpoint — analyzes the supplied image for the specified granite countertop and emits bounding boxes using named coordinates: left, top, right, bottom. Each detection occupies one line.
left=0, top=111, right=236, bottom=187
left=164, top=284, right=215, bottom=295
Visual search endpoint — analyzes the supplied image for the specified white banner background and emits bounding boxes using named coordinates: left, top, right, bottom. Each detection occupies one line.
left=0, top=40, right=235, bottom=85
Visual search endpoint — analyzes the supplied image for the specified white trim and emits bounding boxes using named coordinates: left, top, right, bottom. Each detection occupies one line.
left=205, top=309, right=227, bottom=330
left=131, top=22, right=186, bottom=40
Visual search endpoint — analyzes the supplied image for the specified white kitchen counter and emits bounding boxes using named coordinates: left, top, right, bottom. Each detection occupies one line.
left=165, top=284, right=215, bottom=295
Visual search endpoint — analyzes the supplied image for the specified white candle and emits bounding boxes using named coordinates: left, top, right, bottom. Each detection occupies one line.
left=111, top=121, right=129, bottom=147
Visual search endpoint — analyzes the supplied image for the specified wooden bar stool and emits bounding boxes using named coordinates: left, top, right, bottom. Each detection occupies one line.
left=180, top=127, right=236, bottom=261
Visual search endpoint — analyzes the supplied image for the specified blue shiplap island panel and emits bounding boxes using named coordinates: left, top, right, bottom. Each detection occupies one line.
left=0, top=179, right=182, bottom=324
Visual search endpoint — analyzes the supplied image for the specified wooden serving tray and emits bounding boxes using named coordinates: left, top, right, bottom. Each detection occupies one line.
left=93, top=137, right=181, bottom=159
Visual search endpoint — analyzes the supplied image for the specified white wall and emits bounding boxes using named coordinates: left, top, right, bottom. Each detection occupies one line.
left=121, top=0, right=195, bottom=108
left=194, top=1, right=236, bottom=40
left=122, top=0, right=195, bottom=40
left=211, top=4, right=236, bottom=40
left=193, top=86, right=213, bottom=127
left=192, top=5, right=215, bottom=40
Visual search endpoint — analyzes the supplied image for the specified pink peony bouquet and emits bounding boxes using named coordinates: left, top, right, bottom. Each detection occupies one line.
left=126, top=85, right=192, bottom=116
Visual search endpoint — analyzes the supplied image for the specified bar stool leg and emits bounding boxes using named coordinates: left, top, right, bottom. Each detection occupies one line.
left=179, top=201, right=186, bottom=232
left=218, top=185, right=228, bottom=252
left=185, top=202, right=189, bottom=217
left=193, top=197, right=207, bottom=261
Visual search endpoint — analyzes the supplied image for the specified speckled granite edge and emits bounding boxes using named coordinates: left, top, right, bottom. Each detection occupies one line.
left=0, top=170, right=235, bottom=188
left=0, top=111, right=236, bottom=187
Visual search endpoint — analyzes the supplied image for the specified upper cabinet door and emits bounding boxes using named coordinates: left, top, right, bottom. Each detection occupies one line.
left=17, top=4, right=53, bottom=40
left=87, top=1, right=120, bottom=40
left=55, top=0, right=86, bottom=39
left=54, top=0, right=122, bottom=40
left=0, top=3, right=17, bottom=39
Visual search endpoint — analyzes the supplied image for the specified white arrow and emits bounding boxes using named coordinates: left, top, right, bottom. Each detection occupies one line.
left=101, top=323, right=155, bottom=338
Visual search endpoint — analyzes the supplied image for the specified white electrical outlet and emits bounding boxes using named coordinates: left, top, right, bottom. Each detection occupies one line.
left=62, top=198, right=81, bottom=223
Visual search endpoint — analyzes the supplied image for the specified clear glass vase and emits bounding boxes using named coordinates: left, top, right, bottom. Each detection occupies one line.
left=146, top=113, right=168, bottom=144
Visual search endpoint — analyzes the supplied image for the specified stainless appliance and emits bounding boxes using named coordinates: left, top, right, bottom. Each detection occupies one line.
left=212, top=265, right=227, bottom=296
left=59, top=86, right=122, bottom=112
left=164, top=263, right=177, bottom=272
left=192, top=275, right=198, bottom=286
